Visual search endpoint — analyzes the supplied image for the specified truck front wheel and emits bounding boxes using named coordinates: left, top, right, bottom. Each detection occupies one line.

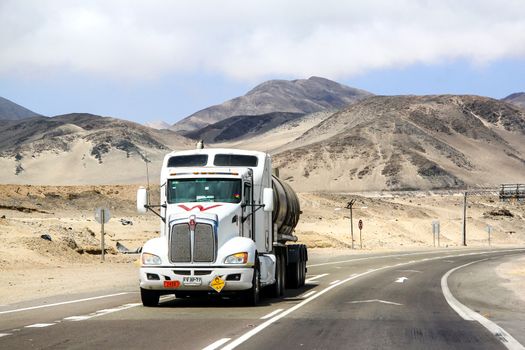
left=243, top=266, right=260, bottom=306
left=141, top=288, right=160, bottom=307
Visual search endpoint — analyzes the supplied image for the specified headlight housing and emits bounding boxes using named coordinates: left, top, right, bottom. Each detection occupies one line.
left=224, top=252, right=248, bottom=264
left=142, top=253, right=162, bottom=265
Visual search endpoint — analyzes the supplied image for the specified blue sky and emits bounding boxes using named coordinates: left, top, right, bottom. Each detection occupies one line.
left=1, top=1, right=524, bottom=124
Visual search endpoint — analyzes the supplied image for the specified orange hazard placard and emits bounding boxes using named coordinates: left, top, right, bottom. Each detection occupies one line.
left=210, top=276, right=225, bottom=293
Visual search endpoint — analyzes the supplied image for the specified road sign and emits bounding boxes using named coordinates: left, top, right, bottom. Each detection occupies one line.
left=95, top=207, right=111, bottom=224
left=358, top=220, right=363, bottom=230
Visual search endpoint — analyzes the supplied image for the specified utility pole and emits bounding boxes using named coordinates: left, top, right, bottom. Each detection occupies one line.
left=346, top=199, right=356, bottom=249
left=462, top=191, right=467, bottom=246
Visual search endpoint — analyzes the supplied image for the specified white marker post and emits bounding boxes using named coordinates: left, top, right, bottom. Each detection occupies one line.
left=432, top=220, right=440, bottom=247
left=95, top=207, right=111, bottom=261
left=358, top=219, right=363, bottom=249
left=486, top=225, right=493, bottom=247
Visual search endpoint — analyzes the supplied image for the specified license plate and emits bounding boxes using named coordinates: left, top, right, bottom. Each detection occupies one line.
left=183, top=276, right=202, bottom=286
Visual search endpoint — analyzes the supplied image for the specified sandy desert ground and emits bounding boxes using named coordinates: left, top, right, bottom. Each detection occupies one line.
left=0, top=184, right=524, bottom=305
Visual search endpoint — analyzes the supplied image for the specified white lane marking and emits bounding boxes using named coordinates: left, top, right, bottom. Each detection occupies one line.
left=397, top=270, right=421, bottom=273
left=221, top=271, right=380, bottom=350
left=0, top=292, right=130, bottom=315
left=63, top=316, right=91, bottom=321
left=202, top=338, right=231, bottom=350
left=0, top=333, right=12, bottom=337
left=222, top=248, right=525, bottom=350
left=307, top=249, right=467, bottom=267
left=304, top=273, right=329, bottom=283
left=329, top=280, right=341, bottom=285
left=444, top=260, right=454, bottom=263
left=441, top=259, right=525, bottom=350
left=63, top=303, right=141, bottom=322
left=25, top=323, right=55, bottom=328
left=301, top=291, right=317, bottom=299
left=395, top=277, right=408, bottom=283
left=347, top=299, right=403, bottom=306
left=260, top=309, right=284, bottom=320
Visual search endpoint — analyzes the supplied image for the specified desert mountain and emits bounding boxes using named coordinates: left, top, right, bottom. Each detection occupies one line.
left=171, top=76, right=372, bottom=133
left=0, top=96, right=42, bottom=121
left=503, top=92, right=525, bottom=110
left=265, top=95, right=525, bottom=191
left=185, top=111, right=305, bottom=144
left=144, top=120, right=171, bottom=130
left=0, top=113, right=193, bottom=184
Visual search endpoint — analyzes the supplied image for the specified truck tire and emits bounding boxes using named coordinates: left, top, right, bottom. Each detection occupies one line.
left=243, top=265, right=260, bottom=306
left=300, top=260, right=307, bottom=287
left=141, top=288, right=160, bottom=307
left=268, top=253, right=283, bottom=298
left=286, top=260, right=301, bottom=289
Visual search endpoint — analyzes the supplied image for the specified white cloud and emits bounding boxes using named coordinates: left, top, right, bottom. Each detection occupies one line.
left=1, top=0, right=524, bottom=82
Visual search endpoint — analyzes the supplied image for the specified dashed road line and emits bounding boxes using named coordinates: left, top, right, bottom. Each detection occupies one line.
left=329, top=280, right=341, bottom=285
left=304, top=273, right=329, bottom=283
left=62, top=303, right=141, bottom=322
left=397, top=269, right=421, bottom=273
left=63, top=316, right=92, bottom=321
left=202, top=337, right=231, bottom=350
left=0, top=333, right=12, bottom=337
left=301, top=291, right=317, bottom=299
left=0, top=292, right=131, bottom=315
left=260, top=309, right=284, bottom=320
left=306, top=249, right=467, bottom=268
left=25, top=323, right=56, bottom=328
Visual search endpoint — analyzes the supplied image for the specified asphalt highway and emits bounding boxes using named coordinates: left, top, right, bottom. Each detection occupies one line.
left=1, top=248, right=524, bottom=350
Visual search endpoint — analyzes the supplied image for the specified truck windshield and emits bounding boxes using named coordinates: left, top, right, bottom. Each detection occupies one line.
left=167, top=178, right=242, bottom=204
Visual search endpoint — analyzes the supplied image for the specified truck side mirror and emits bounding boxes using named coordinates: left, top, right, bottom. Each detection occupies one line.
left=263, top=188, right=274, bottom=212
left=137, top=187, right=148, bottom=214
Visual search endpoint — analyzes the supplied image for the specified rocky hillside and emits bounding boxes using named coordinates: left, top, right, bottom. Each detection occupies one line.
left=171, top=76, right=372, bottom=133
left=185, top=111, right=305, bottom=143
left=503, top=92, right=525, bottom=110
left=269, top=95, right=525, bottom=191
left=0, top=96, right=42, bottom=120
left=0, top=113, right=193, bottom=184
left=143, top=120, right=171, bottom=130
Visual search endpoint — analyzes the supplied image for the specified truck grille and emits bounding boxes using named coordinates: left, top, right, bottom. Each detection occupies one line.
left=170, top=223, right=216, bottom=263
left=171, top=224, right=191, bottom=262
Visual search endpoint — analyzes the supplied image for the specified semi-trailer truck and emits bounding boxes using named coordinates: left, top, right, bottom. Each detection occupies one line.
left=136, top=147, right=307, bottom=306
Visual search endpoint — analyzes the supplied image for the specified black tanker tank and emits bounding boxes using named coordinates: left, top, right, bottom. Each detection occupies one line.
left=271, top=175, right=301, bottom=242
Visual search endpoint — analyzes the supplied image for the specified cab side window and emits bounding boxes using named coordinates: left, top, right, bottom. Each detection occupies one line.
left=243, top=183, right=251, bottom=205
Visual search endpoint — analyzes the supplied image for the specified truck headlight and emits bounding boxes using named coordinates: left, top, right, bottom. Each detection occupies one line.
left=224, top=252, right=248, bottom=264
left=142, top=253, right=162, bottom=265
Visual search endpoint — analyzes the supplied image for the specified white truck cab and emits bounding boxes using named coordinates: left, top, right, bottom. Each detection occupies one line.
left=137, top=148, right=307, bottom=306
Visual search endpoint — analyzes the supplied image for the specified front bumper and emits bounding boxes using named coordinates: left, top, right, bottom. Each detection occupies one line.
left=140, top=266, right=254, bottom=292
